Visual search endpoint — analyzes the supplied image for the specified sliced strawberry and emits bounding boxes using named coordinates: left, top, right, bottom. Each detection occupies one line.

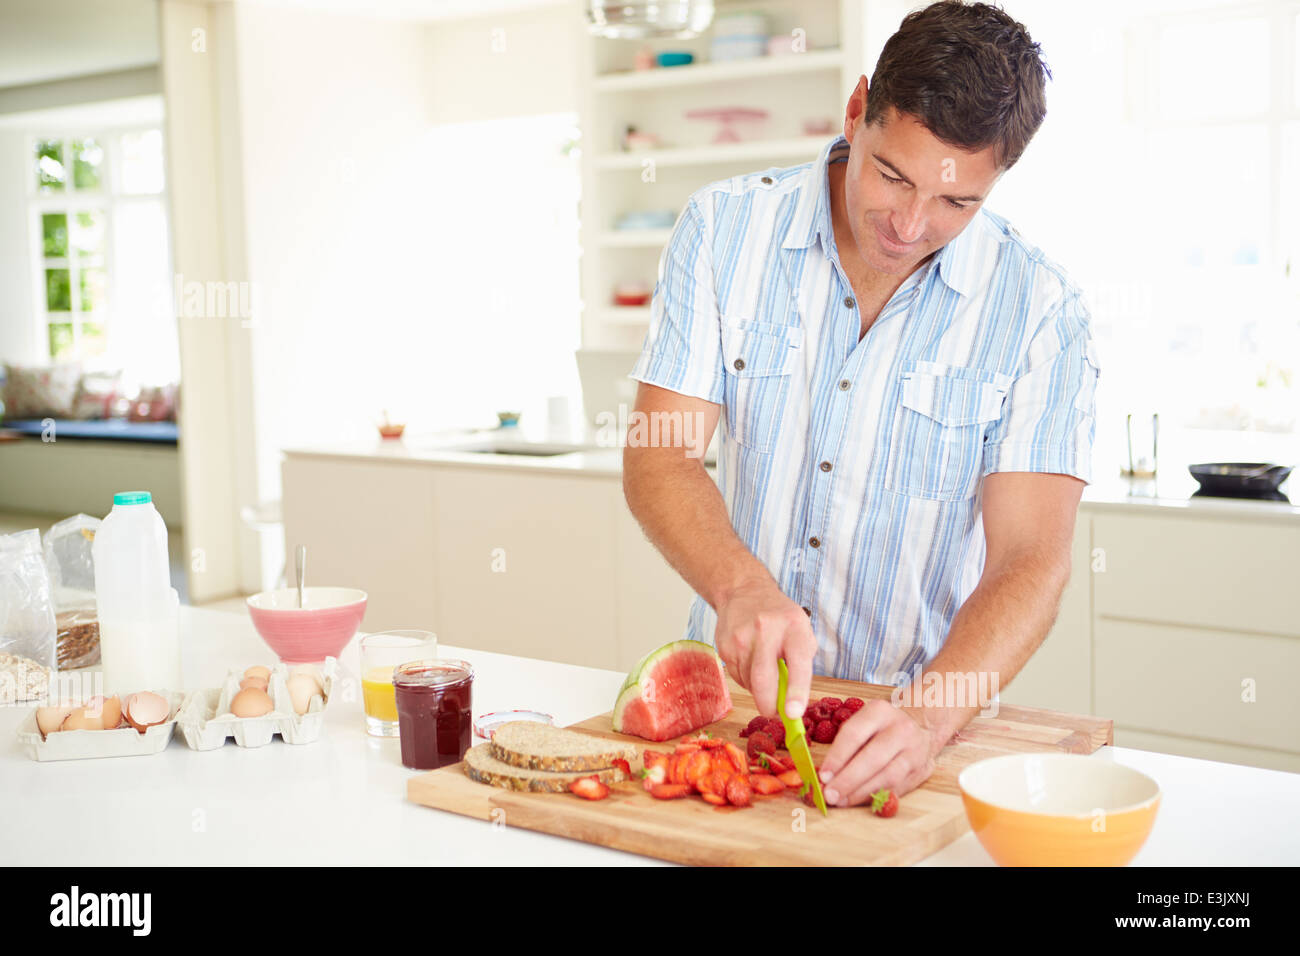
left=870, top=789, right=899, bottom=817
left=644, top=750, right=670, bottom=771
left=674, top=742, right=702, bottom=756
left=684, top=750, right=713, bottom=790
left=777, top=769, right=804, bottom=789
left=750, top=775, right=786, bottom=795
left=722, top=741, right=748, bottom=774
left=701, top=737, right=726, bottom=750
left=701, top=791, right=728, bottom=806
left=569, top=776, right=609, bottom=800
left=639, top=764, right=667, bottom=791
left=725, top=776, right=753, bottom=807
left=748, top=761, right=772, bottom=775
left=649, top=782, right=691, bottom=799
left=700, top=767, right=733, bottom=797
left=612, top=758, right=632, bottom=778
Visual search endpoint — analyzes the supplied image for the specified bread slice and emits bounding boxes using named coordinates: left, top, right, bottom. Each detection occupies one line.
left=489, top=721, right=637, bottom=773
left=463, top=743, right=628, bottom=792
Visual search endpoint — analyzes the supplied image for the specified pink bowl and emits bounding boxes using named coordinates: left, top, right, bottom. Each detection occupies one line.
left=246, top=587, right=367, bottom=663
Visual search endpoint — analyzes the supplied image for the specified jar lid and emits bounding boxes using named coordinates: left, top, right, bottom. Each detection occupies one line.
left=474, top=709, right=554, bottom=740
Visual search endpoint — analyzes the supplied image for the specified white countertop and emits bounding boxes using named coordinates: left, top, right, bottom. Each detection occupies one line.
left=281, top=428, right=1300, bottom=520
left=3, top=607, right=1298, bottom=866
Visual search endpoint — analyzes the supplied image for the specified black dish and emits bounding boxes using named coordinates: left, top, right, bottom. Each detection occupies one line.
left=1187, top=462, right=1293, bottom=498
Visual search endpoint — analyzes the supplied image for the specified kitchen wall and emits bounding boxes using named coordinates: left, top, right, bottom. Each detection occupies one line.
left=0, top=128, right=37, bottom=363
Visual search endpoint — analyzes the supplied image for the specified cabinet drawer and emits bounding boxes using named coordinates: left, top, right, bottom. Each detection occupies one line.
left=1095, top=619, right=1300, bottom=753
left=1092, top=514, right=1300, bottom=635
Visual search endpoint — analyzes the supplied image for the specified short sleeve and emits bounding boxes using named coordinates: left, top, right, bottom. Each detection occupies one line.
left=628, top=196, right=726, bottom=404
left=982, top=287, right=1100, bottom=484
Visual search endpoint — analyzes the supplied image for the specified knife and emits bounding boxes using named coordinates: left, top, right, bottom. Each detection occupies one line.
left=778, top=659, right=828, bottom=816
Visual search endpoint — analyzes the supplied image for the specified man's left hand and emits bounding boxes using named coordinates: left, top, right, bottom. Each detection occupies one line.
left=817, top=700, right=940, bottom=806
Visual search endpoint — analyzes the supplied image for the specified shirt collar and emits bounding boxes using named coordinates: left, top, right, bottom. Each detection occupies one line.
left=781, top=134, right=988, bottom=298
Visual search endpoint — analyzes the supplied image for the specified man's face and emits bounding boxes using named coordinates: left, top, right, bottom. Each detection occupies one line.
left=840, top=82, right=1004, bottom=277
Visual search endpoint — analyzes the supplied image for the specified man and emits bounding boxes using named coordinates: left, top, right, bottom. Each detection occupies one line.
left=623, top=0, right=1099, bottom=806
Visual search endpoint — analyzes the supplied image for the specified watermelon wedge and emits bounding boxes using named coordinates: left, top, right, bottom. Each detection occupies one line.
left=612, top=640, right=732, bottom=741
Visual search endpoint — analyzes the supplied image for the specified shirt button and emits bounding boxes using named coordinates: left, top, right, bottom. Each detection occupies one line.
left=844, top=296, right=855, bottom=309
left=838, top=379, right=851, bottom=391
left=808, top=536, right=821, bottom=549
left=801, top=606, right=812, bottom=617
left=761, top=175, right=773, bottom=185
left=819, top=461, right=832, bottom=472
left=733, top=358, right=745, bottom=371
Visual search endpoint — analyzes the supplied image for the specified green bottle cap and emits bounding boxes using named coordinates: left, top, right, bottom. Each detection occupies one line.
left=113, top=491, right=152, bottom=506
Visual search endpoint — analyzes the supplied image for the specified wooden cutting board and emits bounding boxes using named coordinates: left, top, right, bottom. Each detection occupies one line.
left=407, top=676, right=1112, bottom=866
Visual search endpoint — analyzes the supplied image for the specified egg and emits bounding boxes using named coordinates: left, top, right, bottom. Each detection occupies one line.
left=230, top=687, right=274, bottom=718
left=243, top=665, right=272, bottom=682
left=85, top=695, right=123, bottom=729
left=62, top=707, right=105, bottom=731
left=288, top=665, right=324, bottom=695
left=285, top=673, right=320, bottom=716
left=124, top=691, right=171, bottom=733
left=239, top=675, right=269, bottom=692
left=36, top=705, right=75, bottom=737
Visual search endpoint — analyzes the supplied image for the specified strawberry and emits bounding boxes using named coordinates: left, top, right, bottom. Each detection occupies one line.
left=701, top=768, right=733, bottom=797
left=640, top=764, right=667, bottom=791
left=870, top=789, right=898, bottom=817
left=777, top=769, right=804, bottom=788
left=746, top=730, right=776, bottom=761
left=844, top=697, right=866, bottom=713
left=725, top=776, right=753, bottom=807
left=722, top=742, right=748, bottom=775
left=762, top=718, right=786, bottom=749
left=802, top=790, right=818, bottom=807
left=701, top=791, right=728, bottom=806
left=612, top=758, right=632, bottom=778
left=750, top=774, right=786, bottom=795
left=833, top=707, right=853, bottom=724
left=569, top=776, right=609, bottom=800
left=650, top=782, right=692, bottom=799
left=811, top=719, right=837, bottom=744
left=764, top=752, right=793, bottom=775
left=701, top=737, right=726, bottom=750
left=684, top=750, right=713, bottom=790
left=674, top=741, right=702, bottom=756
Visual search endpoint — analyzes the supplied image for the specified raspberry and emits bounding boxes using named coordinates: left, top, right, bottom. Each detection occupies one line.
left=762, top=718, right=786, bottom=749
left=834, top=707, right=853, bottom=723
left=812, top=719, right=836, bottom=744
left=746, top=731, right=776, bottom=761
left=820, top=697, right=843, bottom=711
left=802, top=714, right=815, bottom=735
left=844, top=697, right=866, bottom=713
left=810, top=701, right=834, bottom=722
left=740, top=714, right=767, bottom=738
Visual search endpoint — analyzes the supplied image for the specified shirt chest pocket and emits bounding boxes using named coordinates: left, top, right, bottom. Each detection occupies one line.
left=885, top=365, right=1012, bottom=501
left=720, top=320, right=802, bottom=453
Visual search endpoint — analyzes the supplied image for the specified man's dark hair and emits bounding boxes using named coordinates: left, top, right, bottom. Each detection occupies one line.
left=864, top=0, right=1051, bottom=170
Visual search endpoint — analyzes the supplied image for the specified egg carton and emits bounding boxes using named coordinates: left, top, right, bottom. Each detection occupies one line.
left=176, top=658, right=337, bottom=750
left=16, top=692, right=185, bottom=761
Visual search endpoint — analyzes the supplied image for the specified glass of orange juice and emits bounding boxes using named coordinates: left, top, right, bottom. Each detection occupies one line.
left=360, top=630, right=437, bottom=737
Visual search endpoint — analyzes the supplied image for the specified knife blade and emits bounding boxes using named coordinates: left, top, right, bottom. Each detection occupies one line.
left=778, top=658, right=827, bottom=816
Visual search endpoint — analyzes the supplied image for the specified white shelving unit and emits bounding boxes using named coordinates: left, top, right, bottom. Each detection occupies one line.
left=575, top=0, right=865, bottom=351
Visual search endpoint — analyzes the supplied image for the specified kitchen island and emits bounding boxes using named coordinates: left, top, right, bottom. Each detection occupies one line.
left=1, top=607, right=1297, bottom=866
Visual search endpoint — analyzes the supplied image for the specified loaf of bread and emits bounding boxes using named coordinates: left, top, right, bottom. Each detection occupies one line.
left=463, top=742, right=629, bottom=792
left=488, top=720, right=637, bottom=773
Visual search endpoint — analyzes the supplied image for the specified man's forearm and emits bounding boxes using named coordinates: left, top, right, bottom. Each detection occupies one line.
left=899, top=550, right=1070, bottom=757
left=623, top=447, right=771, bottom=609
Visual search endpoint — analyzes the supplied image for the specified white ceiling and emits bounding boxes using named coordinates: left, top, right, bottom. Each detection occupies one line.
left=0, top=0, right=160, bottom=90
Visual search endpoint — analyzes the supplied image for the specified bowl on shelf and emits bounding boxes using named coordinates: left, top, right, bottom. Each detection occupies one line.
left=958, top=753, right=1161, bottom=866
left=246, top=587, right=367, bottom=664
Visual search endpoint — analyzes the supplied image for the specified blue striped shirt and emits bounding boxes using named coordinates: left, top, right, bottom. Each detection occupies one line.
left=631, top=135, right=1099, bottom=684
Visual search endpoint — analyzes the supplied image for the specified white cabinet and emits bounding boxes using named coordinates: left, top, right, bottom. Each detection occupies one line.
left=431, top=468, right=622, bottom=670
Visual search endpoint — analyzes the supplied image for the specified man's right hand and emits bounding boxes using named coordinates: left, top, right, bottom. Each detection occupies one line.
left=714, top=578, right=817, bottom=721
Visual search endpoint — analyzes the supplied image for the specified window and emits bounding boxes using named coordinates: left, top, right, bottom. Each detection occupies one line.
left=27, top=127, right=172, bottom=380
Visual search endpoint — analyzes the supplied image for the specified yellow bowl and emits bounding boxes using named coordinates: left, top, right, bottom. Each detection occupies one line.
left=958, top=753, right=1161, bottom=866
